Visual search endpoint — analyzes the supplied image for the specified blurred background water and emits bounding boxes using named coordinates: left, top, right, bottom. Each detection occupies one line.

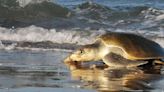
left=0, top=0, right=164, bottom=92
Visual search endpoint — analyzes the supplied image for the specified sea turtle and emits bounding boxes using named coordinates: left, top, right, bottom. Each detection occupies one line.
left=64, top=32, right=164, bottom=70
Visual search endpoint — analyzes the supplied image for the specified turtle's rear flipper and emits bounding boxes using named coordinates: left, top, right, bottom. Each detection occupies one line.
left=154, top=59, right=164, bottom=65
left=102, top=53, right=148, bottom=68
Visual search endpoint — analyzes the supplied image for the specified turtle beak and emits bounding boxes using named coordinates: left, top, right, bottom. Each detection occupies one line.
left=65, top=49, right=82, bottom=63
left=64, top=54, right=73, bottom=64
left=64, top=51, right=78, bottom=63
left=64, top=53, right=79, bottom=70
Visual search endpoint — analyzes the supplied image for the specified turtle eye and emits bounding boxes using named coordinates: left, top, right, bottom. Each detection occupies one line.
left=80, top=50, right=83, bottom=54
left=80, top=49, right=84, bottom=54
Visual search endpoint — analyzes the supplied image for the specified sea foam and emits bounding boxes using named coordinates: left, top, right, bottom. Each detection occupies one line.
left=0, top=25, right=163, bottom=51
left=0, top=25, right=104, bottom=45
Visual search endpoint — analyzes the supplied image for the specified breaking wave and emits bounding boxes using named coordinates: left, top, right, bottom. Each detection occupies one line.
left=0, top=1, right=163, bottom=51
left=0, top=0, right=72, bottom=28
left=0, top=25, right=163, bottom=51
left=0, top=1, right=163, bottom=30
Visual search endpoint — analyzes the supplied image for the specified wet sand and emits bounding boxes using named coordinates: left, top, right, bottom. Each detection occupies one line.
left=0, top=50, right=163, bottom=92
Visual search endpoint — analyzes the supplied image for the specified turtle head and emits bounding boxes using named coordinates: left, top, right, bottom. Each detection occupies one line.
left=64, top=43, right=100, bottom=64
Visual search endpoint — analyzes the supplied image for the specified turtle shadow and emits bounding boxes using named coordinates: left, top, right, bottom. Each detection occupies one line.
left=70, top=65, right=164, bottom=92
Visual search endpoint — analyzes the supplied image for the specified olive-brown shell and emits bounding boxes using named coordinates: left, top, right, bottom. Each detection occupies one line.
left=98, top=32, right=164, bottom=60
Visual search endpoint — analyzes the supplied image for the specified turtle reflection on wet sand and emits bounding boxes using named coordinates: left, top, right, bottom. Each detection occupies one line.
left=71, top=67, right=164, bottom=92
left=64, top=32, right=164, bottom=70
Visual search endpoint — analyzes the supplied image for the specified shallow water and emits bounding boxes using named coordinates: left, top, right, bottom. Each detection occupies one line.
left=0, top=49, right=163, bottom=92
left=0, top=50, right=90, bottom=92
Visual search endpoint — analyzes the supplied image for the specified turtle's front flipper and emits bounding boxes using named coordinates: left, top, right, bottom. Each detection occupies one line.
left=102, top=53, right=148, bottom=68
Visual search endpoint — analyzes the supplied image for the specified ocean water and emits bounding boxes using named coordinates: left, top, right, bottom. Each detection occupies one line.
left=0, top=0, right=164, bottom=92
